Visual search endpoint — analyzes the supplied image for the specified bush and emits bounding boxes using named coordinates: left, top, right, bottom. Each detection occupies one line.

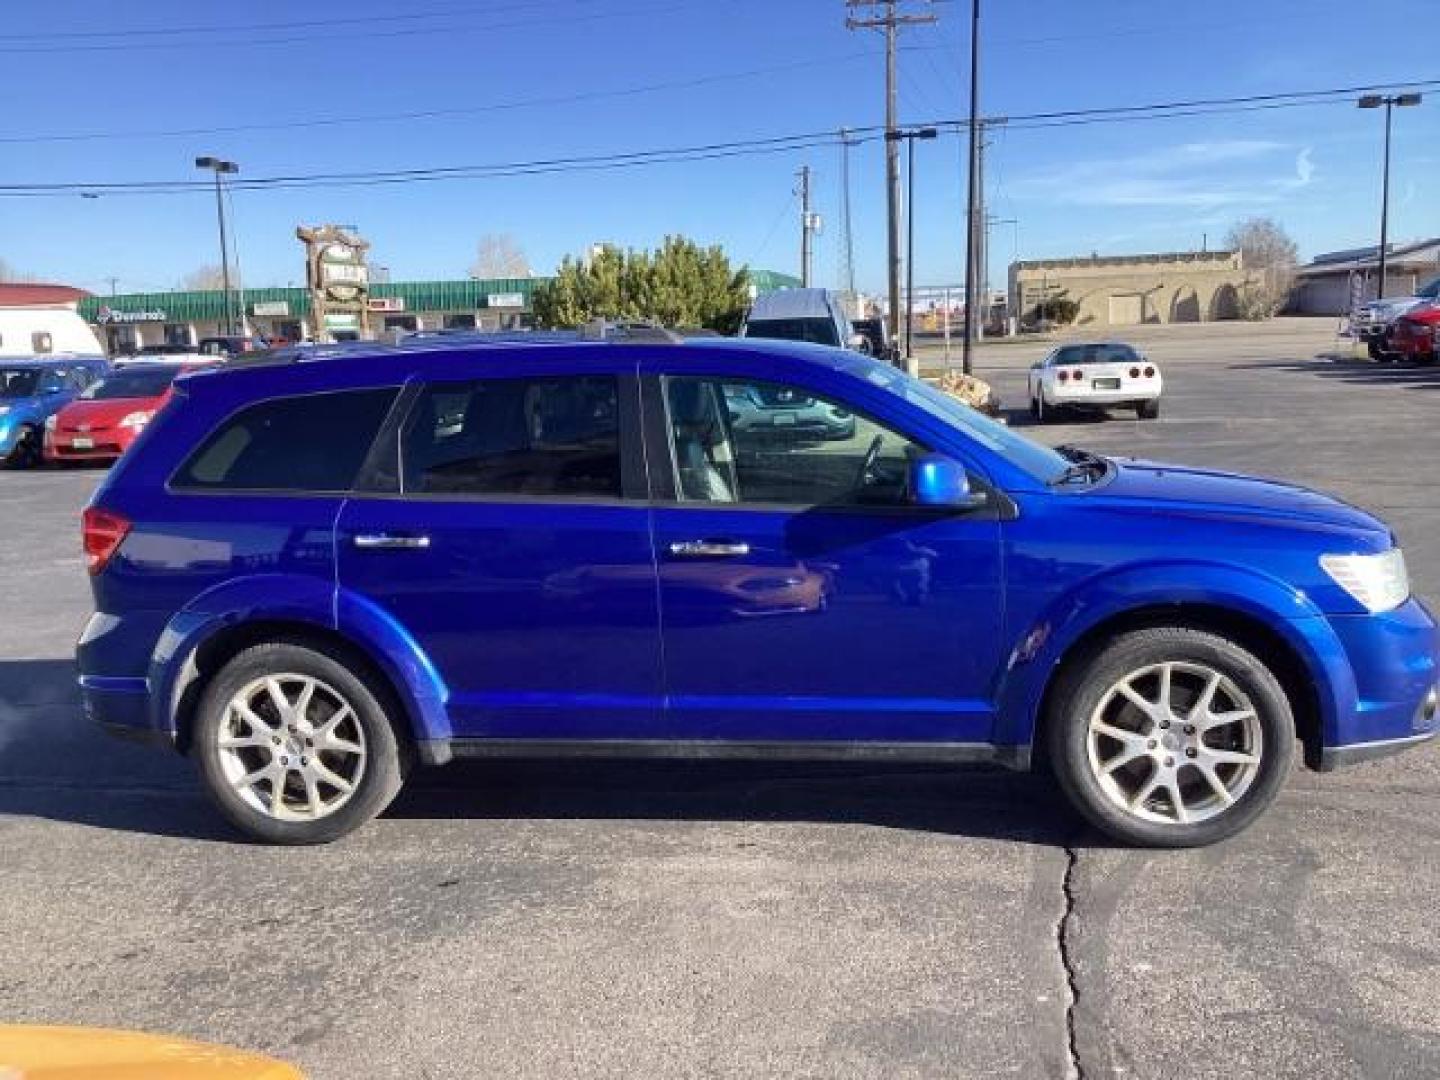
left=1030, top=297, right=1079, bottom=326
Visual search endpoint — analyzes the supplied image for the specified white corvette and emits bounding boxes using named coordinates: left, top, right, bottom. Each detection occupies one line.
left=1027, top=341, right=1163, bottom=422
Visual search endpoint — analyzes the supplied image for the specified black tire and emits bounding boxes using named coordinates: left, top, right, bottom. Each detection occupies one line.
left=193, top=640, right=410, bottom=844
left=1044, top=627, right=1294, bottom=848
left=4, top=424, right=41, bottom=469
left=1137, top=399, right=1160, bottom=420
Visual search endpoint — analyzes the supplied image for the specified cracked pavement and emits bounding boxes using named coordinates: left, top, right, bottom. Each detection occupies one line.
left=2, top=320, right=1438, bottom=1078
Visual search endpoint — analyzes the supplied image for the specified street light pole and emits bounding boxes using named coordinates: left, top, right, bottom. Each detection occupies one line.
left=195, top=156, right=239, bottom=335
left=1358, top=93, right=1422, bottom=300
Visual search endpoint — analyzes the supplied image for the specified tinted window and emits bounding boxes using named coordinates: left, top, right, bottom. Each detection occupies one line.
left=745, top=318, right=840, bottom=347
left=0, top=369, right=41, bottom=398
left=177, top=388, right=397, bottom=492
left=666, top=376, right=924, bottom=507
left=1052, top=344, right=1140, bottom=366
left=402, top=376, right=621, bottom=498
left=83, top=366, right=180, bottom=400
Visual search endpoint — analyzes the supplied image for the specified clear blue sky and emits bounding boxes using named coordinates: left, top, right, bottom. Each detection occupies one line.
left=1, top=0, right=1435, bottom=296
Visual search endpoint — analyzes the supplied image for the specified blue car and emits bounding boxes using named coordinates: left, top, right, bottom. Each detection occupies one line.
left=0, top=356, right=109, bottom=467
left=76, top=336, right=1438, bottom=846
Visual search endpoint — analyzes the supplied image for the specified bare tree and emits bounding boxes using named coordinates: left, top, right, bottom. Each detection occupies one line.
left=0, top=256, right=35, bottom=283
left=1226, top=217, right=1299, bottom=318
left=469, top=233, right=531, bottom=280
left=178, top=265, right=230, bottom=291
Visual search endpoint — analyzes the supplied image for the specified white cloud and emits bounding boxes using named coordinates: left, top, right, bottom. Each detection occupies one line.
left=1009, top=139, right=1314, bottom=210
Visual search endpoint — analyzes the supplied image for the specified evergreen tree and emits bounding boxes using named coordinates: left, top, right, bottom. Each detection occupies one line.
left=532, top=236, right=750, bottom=331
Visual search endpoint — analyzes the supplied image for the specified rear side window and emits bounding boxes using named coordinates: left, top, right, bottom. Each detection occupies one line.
left=401, top=376, right=621, bottom=498
left=176, top=387, right=397, bottom=493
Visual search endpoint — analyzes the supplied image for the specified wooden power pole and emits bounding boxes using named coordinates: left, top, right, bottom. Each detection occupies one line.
left=846, top=1, right=936, bottom=366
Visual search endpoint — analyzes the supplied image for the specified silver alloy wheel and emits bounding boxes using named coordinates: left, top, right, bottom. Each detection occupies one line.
left=1085, top=661, right=1263, bottom=826
left=216, top=673, right=367, bottom=822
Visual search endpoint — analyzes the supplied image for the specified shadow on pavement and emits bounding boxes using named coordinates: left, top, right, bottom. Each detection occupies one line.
left=0, top=658, right=1091, bottom=850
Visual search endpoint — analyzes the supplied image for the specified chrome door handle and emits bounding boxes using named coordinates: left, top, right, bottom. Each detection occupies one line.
left=353, top=534, right=431, bottom=550
left=668, top=540, right=750, bottom=558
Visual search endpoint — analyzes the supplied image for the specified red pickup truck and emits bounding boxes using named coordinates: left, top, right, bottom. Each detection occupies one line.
left=1389, top=304, right=1440, bottom=365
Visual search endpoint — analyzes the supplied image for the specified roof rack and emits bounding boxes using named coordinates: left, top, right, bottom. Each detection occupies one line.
left=577, top=319, right=684, bottom=344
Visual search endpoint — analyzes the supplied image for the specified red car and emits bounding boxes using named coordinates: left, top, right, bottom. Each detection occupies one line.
left=44, top=362, right=197, bottom=464
left=1389, top=304, right=1440, bottom=365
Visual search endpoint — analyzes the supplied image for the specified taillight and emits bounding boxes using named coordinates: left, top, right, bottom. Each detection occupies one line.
left=1144, top=366, right=1156, bottom=378
left=1072, top=369, right=1084, bottom=380
left=1129, top=367, right=1140, bottom=378
left=1057, top=370, right=1069, bottom=382
left=83, top=507, right=131, bottom=575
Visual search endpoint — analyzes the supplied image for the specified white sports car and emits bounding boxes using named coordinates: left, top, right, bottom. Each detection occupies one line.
left=1027, top=341, right=1163, bottom=422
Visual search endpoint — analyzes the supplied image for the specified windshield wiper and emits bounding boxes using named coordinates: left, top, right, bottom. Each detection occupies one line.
left=1049, top=444, right=1109, bottom=486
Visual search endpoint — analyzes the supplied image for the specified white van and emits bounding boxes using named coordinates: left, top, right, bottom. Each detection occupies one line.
left=741, top=288, right=867, bottom=352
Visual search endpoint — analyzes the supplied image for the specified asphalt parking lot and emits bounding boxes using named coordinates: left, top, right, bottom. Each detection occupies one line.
left=2, top=319, right=1438, bottom=1079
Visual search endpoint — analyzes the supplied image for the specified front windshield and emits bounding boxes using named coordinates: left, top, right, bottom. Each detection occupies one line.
left=859, top=360, right=1071, bottom=484
left=0, top=368, right=41, bottom=399
left=1417, top=277, right=1440, bottom=300
left=82, top=366, right=178, bottom=400
left=745, top=318, right=840, bottom=347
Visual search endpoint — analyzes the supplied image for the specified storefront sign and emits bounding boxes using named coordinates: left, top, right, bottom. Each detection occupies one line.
left=251, top=300, right=290, bottom=317
left=323, top=313, right=359, bottom=329
left=95, top=306, right=166, bottom=324
left=486, top=292, right=525, bottom=309
left=367, top=297, right=405, bottom=313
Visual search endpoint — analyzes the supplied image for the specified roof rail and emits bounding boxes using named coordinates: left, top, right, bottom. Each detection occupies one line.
left=578, top=319, right=684, bottom=344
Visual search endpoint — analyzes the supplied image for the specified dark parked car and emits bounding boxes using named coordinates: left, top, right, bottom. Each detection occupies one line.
left=78, top=336, right=1437, bottom=847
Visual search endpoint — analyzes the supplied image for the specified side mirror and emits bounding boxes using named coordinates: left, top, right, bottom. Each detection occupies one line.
left=848, top=333, right=872, bottom=355
left=911, top=454, right=987, bottom=510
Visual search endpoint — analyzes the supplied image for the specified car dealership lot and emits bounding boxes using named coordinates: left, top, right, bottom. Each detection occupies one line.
left=2, top=321, right=1439, bottom=1079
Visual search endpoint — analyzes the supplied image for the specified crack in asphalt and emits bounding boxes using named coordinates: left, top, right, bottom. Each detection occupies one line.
left=1059, top=842, right=1084, bottom=1080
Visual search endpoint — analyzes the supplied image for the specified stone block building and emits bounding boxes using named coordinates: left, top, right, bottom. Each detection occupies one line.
left=1008, top=250, right=1255, bottom=328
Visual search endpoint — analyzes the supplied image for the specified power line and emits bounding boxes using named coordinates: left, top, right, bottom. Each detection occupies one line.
left=0, top=52, right=879, bottom=146
left=0, top=0, right=709, bottom=54
left=3, top=77, right=1433, bottom=198
left=0, top=0, right=582, bottom=42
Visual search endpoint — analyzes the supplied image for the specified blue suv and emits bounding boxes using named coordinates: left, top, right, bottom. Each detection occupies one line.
left=0, top=355, right=109, bottom=467
left=76, top=336, right=1439, bottom=846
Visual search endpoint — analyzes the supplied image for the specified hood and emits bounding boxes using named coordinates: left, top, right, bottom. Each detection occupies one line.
left=54, top=394, right=166, bottom=430
left=1364, top=296, right=1422, bottom=318
left=1399, top=302, right=1440, bottom=325
left=1094, top=459, right=1388, bottom=538
left=0, top=394, right=47, bottom=420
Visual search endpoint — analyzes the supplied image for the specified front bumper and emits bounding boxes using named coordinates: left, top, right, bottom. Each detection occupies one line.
left=1319, top=597, right=1439, bottom=768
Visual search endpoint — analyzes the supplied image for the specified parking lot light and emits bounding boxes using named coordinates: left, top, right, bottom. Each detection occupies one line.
left=1357, top=93, right=1423, bottom=299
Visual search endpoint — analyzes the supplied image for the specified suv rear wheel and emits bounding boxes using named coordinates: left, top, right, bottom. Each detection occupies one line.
left=1046, top=627, right=1293, bottom=847
left=194, top=641, right=408, bottom=844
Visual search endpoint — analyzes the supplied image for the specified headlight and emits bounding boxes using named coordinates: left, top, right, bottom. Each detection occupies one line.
left=1320, top=549, right=1410, bottom=613
left=119, top=410, right=155, bottom=429
left=44, top=415, right=57, bottom=430
left=0, top=405, right=10, bottom=416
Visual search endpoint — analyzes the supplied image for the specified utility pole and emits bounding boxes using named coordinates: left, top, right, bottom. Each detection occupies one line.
left=797, top=165, right=816, bottom=288
left=960, top=0, right=981, bottom=374
left=1358, top=92, right=1422, bottom=299
left=838, top=129, right=857, bottom=301
left=847, top=0, right=937, bottom=372
left=103, top=276, right=120, bottom=297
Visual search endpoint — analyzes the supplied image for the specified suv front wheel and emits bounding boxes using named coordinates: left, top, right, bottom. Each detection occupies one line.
left=194, top=641, right=408, bottom=844
left=1046, top=627, right=1294, bottom=847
